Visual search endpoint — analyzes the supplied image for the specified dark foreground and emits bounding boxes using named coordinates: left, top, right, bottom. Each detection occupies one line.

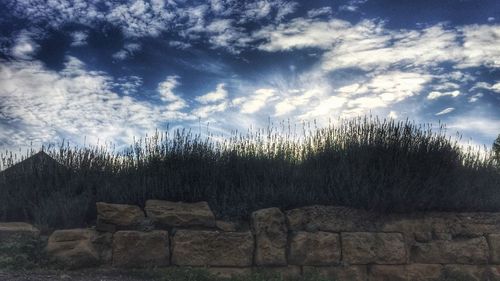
left=0, top=269, right=160, bottom=281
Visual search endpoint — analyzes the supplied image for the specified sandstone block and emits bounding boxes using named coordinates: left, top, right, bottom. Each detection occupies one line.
left=490, top=266, right=500, bottom=281
left=251, top=207, right=287, bottom=265
left=414, top=232, right=433, bottom=243
left=289, top=231, right=340, bottom=265
left=488, top=234, right=500, bottom=264
left=91, top=231, right=113, bottom=264
left=286, top=205, right=379, bottom=232
left=369, top=265, right=407, bottom=281
left=0, top=222, right=40, bottom=241
left=382, top=212, right=500, bottom=236
left=171, top=230, right=253, bottom=266
left=303, top=266, right=367, bottom=281
left=112, top=230, right=169, bottom=268
left=407, top=264, right=443, bottom=281
left=96, top=202, right=144, bottom=230
left=443, top=265, right=490, bottom=281
left=216, top=220, right=239, bottom=232
left=342, top=232, right=407, bottom=264
left=411, top=237, right=488, bottom=264
left=145, top=200, right=215, bottom=228
left=46, top=229, right=100, bottom=269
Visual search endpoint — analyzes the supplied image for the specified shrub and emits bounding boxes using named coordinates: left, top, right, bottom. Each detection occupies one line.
left=0, top=234, right=45, bottom=270
left=1, top=117, right=499, bottom=228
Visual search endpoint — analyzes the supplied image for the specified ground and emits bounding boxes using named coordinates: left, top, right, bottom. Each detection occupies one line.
left=0, top=268, right=160, bottom=281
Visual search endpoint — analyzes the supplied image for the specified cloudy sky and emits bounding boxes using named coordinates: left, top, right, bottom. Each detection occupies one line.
left=0, top=0, right=499, bottom=150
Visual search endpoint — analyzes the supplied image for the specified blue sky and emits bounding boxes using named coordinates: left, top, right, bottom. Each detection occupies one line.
left=0, top=0, right=499, bottom=149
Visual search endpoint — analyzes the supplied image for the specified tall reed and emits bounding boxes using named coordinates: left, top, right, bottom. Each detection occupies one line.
left=1, top=117, right=499, bottom=228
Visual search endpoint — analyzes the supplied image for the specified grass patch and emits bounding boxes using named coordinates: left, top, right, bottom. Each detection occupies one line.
left=128, top=267, right=331, bottom=281
left=0, top=234, right=46, bottom=270
left=1, top=117, right=499, bottom=228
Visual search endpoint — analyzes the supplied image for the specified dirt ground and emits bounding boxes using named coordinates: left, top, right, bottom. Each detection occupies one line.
left=0, top=268, right=162, bottom=281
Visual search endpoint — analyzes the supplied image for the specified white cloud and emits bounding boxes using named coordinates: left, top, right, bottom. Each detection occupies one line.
left=447, top=116, right=500, bottom=140
left=106, top=0, right=176, bottom=38
left=433, top=82, right=460, bottom=91
left=196, top=83, right=228, bottom=104
left=193, top=101, right=228, bottom=118
left=436, top=107, right=455, bottom=116
left=388, top=110, right=398, bottom=119
left=338, top=71, right=432, bottom=102
left=307, top=7, right=332, bottom=18
left=348, top=96, right=386, bottom=109
left=157, top=75, right=187, bottom=111
left=113, top=76, right=143, bottom=96
left=0, top=57, right=192, bottom=148
left=205, top=19, right=252, bottom=53
left=255, top=17, right=500, bottom=74
left=255, top=17, right=356, bottom=51
left=298, top=95, right=346, bottom=119
left=256, top=17, right=474, bottom=74
left=11, top=31, right=39, bottom=59
left=233, top=88, right=275, bottom=114
left=337, top=83, right=361, bottom=94
left=9, top=0, right=499, bottom=65
left=169, top=41, right=192, bottom=49
left=322, top=24, right=461, bottom=72
left=274, top=88, right=323, bottom=116
left=468, top=93, right=483, bottom=103
left=471, top=81, right=500, bottom=93
left=427, top=90, right=460, bottom=100
left=458, top=25, right=500, bottom=68
left=112, top=43, right=142, bottom=60
left=340, top=0, right=368, bottom=12
left=70, top=31, right=88, bottom=46
left=243, top=1, right=272, bottom=20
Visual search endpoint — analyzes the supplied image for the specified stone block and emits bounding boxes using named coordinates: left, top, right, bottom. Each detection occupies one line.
left=488, top=234, right=500, bottom=264
left=342, top=232, right=407, bottom=264
left=251, top=207, right=287, bottom=265
left=289, top=231, right=340, bottom=265
left=112, top=230, right=169, bottom=268
left=145, top=200, right=215, bottom=228
left=171, top=230, right=253, bottom=267
left=46, top=229, right=100, bottom=269
left=96, top=202, right=144, bottom=230
left=286, top=205, right=379, bottom=232
left=411, top=237, right=488, bottom=264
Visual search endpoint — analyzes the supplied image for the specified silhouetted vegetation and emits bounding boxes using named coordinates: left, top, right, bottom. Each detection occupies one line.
left=1, top=117, right=499, bottom=229
left=493, top=134, right=500, bottom=166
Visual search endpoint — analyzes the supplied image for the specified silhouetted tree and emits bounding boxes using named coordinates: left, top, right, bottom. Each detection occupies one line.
left=494, top=134, right=500, bottom=165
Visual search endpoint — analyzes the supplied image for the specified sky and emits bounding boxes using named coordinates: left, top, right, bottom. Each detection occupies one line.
left=0, top=0, right=499, bottom=150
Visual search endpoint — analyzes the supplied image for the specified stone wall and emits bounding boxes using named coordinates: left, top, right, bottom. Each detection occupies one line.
left=3, top=201, right=500, bottom=280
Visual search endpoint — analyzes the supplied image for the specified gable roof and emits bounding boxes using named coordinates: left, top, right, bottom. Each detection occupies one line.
left=0, top=151, right=66, bottom=178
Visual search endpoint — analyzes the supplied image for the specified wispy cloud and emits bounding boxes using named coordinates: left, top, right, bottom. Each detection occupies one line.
left=436, top=107, right=455, bottom=116
left=427, top=90, right=460, bottom=100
